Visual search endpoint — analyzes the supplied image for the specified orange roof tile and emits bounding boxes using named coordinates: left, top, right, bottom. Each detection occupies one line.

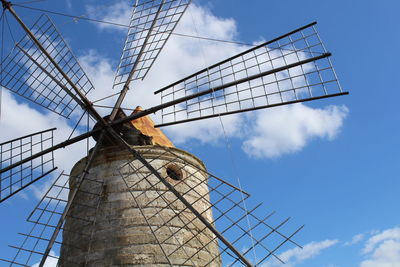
left=130, top=106, right=174, bottom=148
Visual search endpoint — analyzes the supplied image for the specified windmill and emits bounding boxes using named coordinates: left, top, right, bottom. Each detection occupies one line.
left=0, top=0, right=349, bottom=266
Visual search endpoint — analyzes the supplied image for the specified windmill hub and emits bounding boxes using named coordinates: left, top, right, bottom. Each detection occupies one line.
left=1, top=1, right=11, bottom=10
left=92, top=107, right=175, bottom=148
left=92, top=116, right=153, bottom=147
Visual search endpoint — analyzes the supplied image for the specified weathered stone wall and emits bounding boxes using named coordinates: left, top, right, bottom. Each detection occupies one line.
left=59, top=145, right=221, bottom=267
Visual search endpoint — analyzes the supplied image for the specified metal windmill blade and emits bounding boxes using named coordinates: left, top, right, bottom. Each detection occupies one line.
left=0, top=14, right=95, bottom=119
left=2, top=172, right=104, bottom=266
left=113, top=0, right=191, bottom=88
left=154, top=22, right=348, bottom=127
left=0, top=128, right=57, bottom=203
left=0, top=0, right=349, bottom=266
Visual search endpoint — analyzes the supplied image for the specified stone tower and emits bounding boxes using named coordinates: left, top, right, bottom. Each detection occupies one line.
left=59, top=108, right=221, bottom=266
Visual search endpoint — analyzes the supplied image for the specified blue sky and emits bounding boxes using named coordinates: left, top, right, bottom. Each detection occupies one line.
left=0, top=0, right=399, bottom=266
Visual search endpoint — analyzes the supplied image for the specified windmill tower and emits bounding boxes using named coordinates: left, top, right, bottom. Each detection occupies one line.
left=59, top=110, right=222, bottom=266
left=0, top=0, right=348, bottom=266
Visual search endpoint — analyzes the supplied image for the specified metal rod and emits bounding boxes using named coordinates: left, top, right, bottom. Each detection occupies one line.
left=109, top=87, right=129, bottom=120
left=17, top=233, right=85, bottom=252
left=236, top=217, right=292, bottom=266
left=156, top=92, right=349, bottom=127
left=175, top=204, right=261, bottom=266
left=26, top=172, right=65, bottom=223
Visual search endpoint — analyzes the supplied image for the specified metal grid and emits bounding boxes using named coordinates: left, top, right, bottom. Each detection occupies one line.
left=116, top=145, right=303, bottom=266
left=155, top=22, right=346, bottom=127
left=0, top=14, right=95, bottom=119
left=0, top=128, right=56, bottom=203
left=113, top=0, right=191, bottom=87
left=0, top=172, right=104, bottom=266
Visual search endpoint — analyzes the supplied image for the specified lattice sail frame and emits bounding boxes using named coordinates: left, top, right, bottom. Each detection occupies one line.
left=0, top=14, right=95, bottom=118
left=155, top=22, right=345, bottom=127
left=113, top=0, right=191, bottom=87
left=0, top=128, right=57, bottom=203
left=1, top=172, right=104, bottom=266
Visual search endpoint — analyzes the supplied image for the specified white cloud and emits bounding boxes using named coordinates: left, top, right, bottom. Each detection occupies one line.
left=85, top=0, right=131, bottom=32
left=360, top=227, right=400, bottom=267
left=166, top=114, right=244, bottom=145
left=65, top=0, right=72, bottom=10
left=262, top=239, right=339, bottom=267
left=78, top=50, right=119, bottom=116
left=242, top=104, right=348, bottom=158
left=344, top=233, right=365, bottom=246
left=178, top=4, right=238, bottom=42
left=363, top=227, right=400, bottom=254
left=32, top=250, right=58, bottom=267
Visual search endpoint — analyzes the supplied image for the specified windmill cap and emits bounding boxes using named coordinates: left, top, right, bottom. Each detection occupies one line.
left=91, top=107, right=174, bottom=148
left=130, top=106, right=174, bottom=148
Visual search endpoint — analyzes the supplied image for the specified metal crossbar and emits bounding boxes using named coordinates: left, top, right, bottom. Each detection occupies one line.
left=115, top=146, right=302, bottom=266
left=155, top=22, right=347, bottom=127
left=113, top=0, right=191, bottom=88
left=0, top=128, right=56, bottom=203
left=0, top=14, right=95, bottom=118
left=0, top=172, right=104, bottom=266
